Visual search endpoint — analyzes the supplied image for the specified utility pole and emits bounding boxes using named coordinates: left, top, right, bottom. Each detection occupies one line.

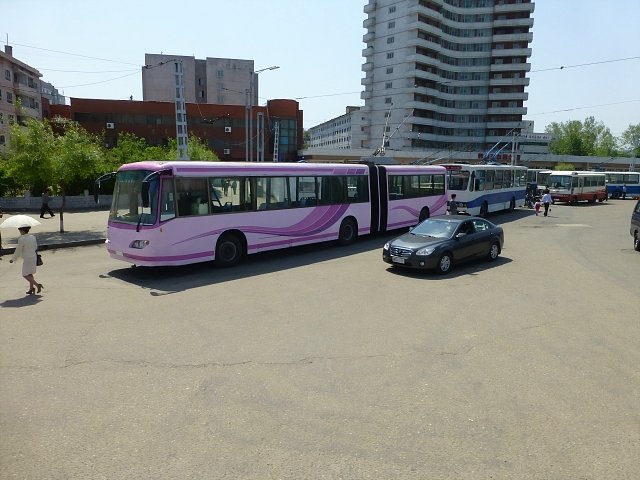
left=174, top=60, right=189, bottom=160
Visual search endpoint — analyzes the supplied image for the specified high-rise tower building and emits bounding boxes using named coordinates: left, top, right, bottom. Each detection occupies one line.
left=361, top=0, right=534, bottom=155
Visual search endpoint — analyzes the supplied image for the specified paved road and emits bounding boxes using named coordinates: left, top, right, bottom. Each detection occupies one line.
left=1, top=201, right=638, bottom=479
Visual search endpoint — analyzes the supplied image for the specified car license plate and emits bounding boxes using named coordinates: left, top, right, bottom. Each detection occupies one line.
left=392, top=256, right=405, bottom=264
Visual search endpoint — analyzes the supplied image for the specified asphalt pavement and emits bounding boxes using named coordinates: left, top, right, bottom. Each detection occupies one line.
left=0, top=209, right=108, bottom=255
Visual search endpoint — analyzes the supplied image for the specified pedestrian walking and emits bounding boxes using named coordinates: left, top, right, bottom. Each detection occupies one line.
left=40, top=189, right=55, bottom=218
left=9, top=226, right=43, bottom=295
left=534, top=200, right=541, bottom=216
left=541, top=189, right=552, bottom=217
left=622, top=184, right=627, bottom=199
left=448, top=193, right=459, bottom=215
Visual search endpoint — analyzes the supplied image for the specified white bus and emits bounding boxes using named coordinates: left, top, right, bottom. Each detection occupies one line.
left=526, top=168, right=553, bottom=193
left=604, top=171, right=640, bottom=199
left=95, top=161, right=448, bottom=267
left=442, top=163, right=527, bottom=216
left=547, top=171, right=606, bottom=204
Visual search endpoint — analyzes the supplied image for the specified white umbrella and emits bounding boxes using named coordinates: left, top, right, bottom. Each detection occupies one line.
left=0, top=214, right=42, bottom=229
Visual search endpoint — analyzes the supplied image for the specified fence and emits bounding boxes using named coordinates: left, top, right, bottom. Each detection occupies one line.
left=0, top=191, right=112, bottom=212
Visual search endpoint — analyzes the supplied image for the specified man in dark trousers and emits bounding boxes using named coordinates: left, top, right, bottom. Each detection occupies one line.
left=40, top=190, right=55, bottom=218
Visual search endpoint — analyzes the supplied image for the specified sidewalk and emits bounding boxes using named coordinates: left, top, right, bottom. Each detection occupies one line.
left=0, top=210, right=108, bottom=255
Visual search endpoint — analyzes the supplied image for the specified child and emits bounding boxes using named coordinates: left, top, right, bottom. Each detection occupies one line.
left=534, top=200, right=541, bottom=216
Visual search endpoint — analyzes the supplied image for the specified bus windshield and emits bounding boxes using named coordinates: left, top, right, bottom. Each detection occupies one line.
left=110, top=169, right=158, bottom=225
left=550, top=175, right=572, bottom=189
left=447, top=170, right=470, bottom=191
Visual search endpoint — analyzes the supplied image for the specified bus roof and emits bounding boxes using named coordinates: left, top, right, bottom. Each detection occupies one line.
left=116, top=161, right=446, bottom=176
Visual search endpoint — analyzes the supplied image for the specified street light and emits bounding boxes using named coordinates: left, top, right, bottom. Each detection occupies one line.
left=245, top=65, right=279, bottom=162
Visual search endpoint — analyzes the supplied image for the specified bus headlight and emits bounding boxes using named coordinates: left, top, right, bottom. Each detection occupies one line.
left=130, top=240, right=150, bottom=249
left=416, top=246, right=435, bottom=256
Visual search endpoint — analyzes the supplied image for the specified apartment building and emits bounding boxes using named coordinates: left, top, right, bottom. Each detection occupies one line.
left=142, top=54, right=256, bottom=106
left=361, top=0, right=535, bottom=154
left=307, top=107, right=368, bottom=149
left=0, top=45, right=42, bottom=149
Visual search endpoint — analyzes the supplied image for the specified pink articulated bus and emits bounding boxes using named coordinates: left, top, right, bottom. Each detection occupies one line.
left=95, top=161, right=448, bottom=267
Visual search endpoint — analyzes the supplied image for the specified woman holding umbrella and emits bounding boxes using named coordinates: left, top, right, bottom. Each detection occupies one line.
left=3, top=216, right=43, bottom=295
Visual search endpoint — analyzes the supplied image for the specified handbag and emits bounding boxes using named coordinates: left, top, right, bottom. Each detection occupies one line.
left=36, top=254, right=43, bottom=266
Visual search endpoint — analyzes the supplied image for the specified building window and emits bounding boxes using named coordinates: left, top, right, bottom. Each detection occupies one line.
left=217, top=69, right=224, bottom=78
left=388, top=21, right=395, bottom=29
left=387, top=36, right=395, bottom=44
left=4, top=70, right=10, bottom=81
left=385, top=82, right=392, bottom=89
left=386, top=67, right=394, bottom=74
left=6, top=92, right=13, bottom=104
left=385, top=97, right=392, bottom=104
left=387, top=52, right=394, bottom=59
left=389, top=6, right=396, bottom=13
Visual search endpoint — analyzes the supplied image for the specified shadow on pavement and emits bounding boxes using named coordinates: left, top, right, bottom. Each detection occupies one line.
left=105, top=232, right=398, bottom=295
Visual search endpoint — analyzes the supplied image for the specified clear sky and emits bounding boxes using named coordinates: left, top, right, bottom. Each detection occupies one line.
left=3, top=0, right=639, bottom=137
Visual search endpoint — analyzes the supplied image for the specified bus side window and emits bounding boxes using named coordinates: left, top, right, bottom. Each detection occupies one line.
left=160, top=178, right=176, bottom=221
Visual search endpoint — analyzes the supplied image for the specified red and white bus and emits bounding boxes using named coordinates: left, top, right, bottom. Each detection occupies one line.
left=95, top=161, right=448, bottom=267
left=547, top=171, right=606, bottom=204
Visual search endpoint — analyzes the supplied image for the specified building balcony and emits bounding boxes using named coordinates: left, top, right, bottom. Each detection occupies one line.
left=363, top=31, right=376, bottom=43
left=492, top=47, right=532, bottom=57
left=488, top=92, right=528, bottom=101
left=489, top=77, right=530, bottom=87
left=487, top=106, right=527, bottom=116
left=493, top=18, right=534, bottom=29
left=363, top=0, right=376, bottom=14
left=492, top=32, right=533, bottom=43
left=363, top=17, right=376, bottom=28
left=361, top=90, right=373, bottom=100
left=493, top=2, right=535, bottom=14
left=490, top=62, right=531, bottom=73
left=362, top=46, right=374, bottom=58
left=361, top=76, right=373, bottom=86
left=362, top=62, right=374, bottom=72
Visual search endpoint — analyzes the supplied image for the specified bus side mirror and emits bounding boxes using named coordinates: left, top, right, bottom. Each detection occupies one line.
left=141, top=181, right=150, bottom=208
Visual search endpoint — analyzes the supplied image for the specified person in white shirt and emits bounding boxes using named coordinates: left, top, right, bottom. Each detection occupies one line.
left=541, top=189, right=553, bottom=217
left=9, top=226, right=43, bottom=295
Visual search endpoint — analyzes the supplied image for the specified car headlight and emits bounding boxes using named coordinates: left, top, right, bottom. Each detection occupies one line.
left=383, top=242, right=390, bottom=250
left=130, top=239, right=150, bottom=249
left=416, top=246, right=435, bottom=256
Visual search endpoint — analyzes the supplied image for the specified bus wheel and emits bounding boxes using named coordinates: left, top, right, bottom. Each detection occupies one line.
left=215, top=233, right=244, bottom=267
left=338, top=218, right=358, bottom=245
left=612, top=191, right=621, bottom=199
left=419, top=207, right=430, bottom=222
left=479, top=202, right=488, bottom=217
left=436, top=252, right=453, bottom=274
left=589, top=195, right=596, bottom=203
left=571, top=196, right=578, bottom=205
left=508, top=197, right=516, bottom=211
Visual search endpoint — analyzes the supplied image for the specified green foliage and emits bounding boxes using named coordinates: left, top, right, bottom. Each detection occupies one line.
left=555, top=163, right=576, bottom=171
left=620, top=124, right=640, bottom=157
left=2, top=122, right=220, bottom=198
left=545, top=116, right=618, bottom=157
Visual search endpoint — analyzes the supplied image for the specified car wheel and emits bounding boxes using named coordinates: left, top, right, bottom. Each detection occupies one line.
left=436, top=252, right=453, bottom=274
left=479, top=201, right=488, bottom=217
left=338, top=217, right=357, bottom=245
left=635, top=233, right=640, bottom=252
left=215, top=233, right=244, bottom=267
left=488, top=242, right=500, bottom=260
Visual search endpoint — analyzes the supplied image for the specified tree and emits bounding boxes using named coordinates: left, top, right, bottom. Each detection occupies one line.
left=545, top=116, right=617, bottom=157
left=4, top=118, right=106, bottom=232
left=166, top=134, right=219, bottom=161
left=620, top=123, right=640, bottom=158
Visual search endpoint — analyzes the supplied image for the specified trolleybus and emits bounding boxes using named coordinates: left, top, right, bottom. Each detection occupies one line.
left=442, top=163, right=527, bottom=216
left=604, top=171, right=640, bottom=199
left=547, top=171, right=606, bottom=204
left=95, top=161, right=448, bottom=267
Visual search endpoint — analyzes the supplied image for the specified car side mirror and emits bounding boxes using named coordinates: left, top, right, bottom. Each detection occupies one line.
left=455, top=232, right=467, bottom=239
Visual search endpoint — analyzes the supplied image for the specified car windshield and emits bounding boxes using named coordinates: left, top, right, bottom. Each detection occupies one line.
left=411, top=219, right=456, bottom=238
